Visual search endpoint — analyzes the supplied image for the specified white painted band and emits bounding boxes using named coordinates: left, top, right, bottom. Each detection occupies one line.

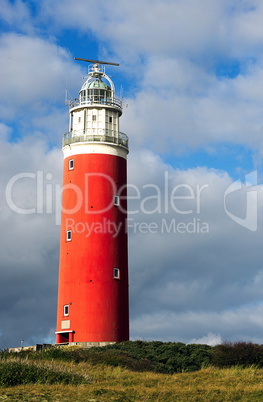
left=62, top=142, right=128, bottom=159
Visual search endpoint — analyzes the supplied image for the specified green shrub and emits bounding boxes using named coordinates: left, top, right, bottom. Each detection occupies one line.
left=91, top=341, right=212, bottom=373
left=211, top=342, right=263, bottom=368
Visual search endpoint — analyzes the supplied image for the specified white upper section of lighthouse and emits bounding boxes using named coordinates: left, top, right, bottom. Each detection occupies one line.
left=62, top=61, right=128, bottom=155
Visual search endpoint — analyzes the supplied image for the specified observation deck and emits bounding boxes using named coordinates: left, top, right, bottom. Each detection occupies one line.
left=63, top=129, right=129, bottom=151
left=68, top=96, right=123, bottom=112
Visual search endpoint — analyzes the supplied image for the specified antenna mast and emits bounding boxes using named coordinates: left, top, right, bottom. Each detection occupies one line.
left=74, top=58, right=119, bottom=66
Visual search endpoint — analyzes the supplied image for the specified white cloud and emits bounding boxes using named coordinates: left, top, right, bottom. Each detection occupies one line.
left=188, top=332, right=222, bottom=346
left=0, top=33, right=80, bottom=119
left=126, top=150, right=263, bottom=342
left=0, top=0, right=33, bottom=34
left=37, top=0, right=263, bottom=61
left=131, top=304, right=263, bottom=344
left=121, top=66, right=263, bottom=153
left=229, top=1, right=263, bottom=55
left=37, top=0, right=228, bottom=58
left=0, top=122, right=63, bottom=347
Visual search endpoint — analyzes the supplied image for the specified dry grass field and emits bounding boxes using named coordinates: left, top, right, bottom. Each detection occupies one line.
left=2, top=342, right=263, bottom=401
left=0, top=361, right=263, bottom=401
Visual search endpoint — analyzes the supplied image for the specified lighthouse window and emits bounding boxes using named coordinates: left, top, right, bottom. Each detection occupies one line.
left=114, top=195, right=120, bottom=206
left=66, top=230, right=72, bottom=241
left=64, top=305, right=69, bottom=316
left=69, top=159, right=74, bottom=170
left=92, top=115, right=96, bottom=121
left=109, top=116, right=113, bottom=123
left=113, top=268, right=120, bottom=279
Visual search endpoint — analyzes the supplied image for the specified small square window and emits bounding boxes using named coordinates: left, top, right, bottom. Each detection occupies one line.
left=113, top=195, right=120, bottom=206
left=66, top=230, right=72, bottom=241
left=69, top=159, right=74, bottom=170
left=64, top=305, right=69, bottom=316
left=113, top=268, right=120, bottom=279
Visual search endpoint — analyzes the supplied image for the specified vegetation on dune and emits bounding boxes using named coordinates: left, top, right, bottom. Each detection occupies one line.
left=1, top=341, right=263, bottom=400
left=0, top=361, right=87, bottom=387
left=96, top=340, right=212, bottom=373
left=2, top=340, right=263, bottom=376
left=210, top=341, right=263, bottom=368
left=0, top=363, right=263, bottom=400
left=1, top=340, right=212, bottom=374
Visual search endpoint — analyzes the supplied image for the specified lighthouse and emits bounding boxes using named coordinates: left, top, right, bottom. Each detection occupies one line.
left=55, top=59, right=129, bottom=344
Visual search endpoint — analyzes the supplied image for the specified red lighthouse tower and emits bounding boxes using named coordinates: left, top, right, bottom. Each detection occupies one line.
left=55, top=59, right=129, bottom=344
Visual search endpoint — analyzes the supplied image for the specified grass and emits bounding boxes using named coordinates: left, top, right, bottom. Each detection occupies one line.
left=1, top=359, right=263, bottom=400
left=0, top=341, right=263, bottom=402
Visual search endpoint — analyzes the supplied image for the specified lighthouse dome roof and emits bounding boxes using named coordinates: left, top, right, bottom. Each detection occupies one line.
left=81, top=78, right=111, bottom=91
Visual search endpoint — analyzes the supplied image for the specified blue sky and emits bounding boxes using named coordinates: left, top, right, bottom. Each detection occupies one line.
left=1, top=0, right=263, bottom=348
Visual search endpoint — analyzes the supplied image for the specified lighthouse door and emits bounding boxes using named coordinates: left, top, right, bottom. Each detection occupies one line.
left=57, top=332, right=69, bottom=343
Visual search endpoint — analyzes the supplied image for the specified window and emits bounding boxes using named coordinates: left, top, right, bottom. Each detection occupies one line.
left=109, top=116, right=113, bottom=123
left=78, top=117, right=81, bottom=123
left=64, top=305, right=69, bottom=316
left=92, top=115, right=96, bottom=121
left=66, top=230, right=72, bottom=241
left=69, top=159, right=74, bottom=170
left=113, top=268, right=120, bottom=279
left=113, top=195, right=120, bottom=206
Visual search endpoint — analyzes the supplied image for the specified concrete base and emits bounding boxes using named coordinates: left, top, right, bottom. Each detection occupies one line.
left=8, top=344, right=52, bottom=353
left=8, top=341, right=116, bottom=353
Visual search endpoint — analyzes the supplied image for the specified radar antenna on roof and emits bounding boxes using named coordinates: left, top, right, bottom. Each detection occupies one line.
left=74, top=58, right=119, bottom=66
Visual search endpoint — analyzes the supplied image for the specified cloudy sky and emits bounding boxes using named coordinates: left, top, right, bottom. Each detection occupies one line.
left=1, top=0, right=263, bottom=348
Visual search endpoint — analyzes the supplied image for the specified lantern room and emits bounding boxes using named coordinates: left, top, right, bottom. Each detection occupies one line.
left=77, top=63, right=122, bottom=113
